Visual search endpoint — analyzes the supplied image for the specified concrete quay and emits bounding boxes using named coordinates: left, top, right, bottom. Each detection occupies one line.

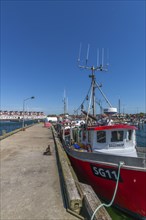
left=0, top=123, right=79, bottom=220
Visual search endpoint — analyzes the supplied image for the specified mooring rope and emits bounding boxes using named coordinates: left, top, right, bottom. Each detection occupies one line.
left=91, top=161, right=124, bottom=220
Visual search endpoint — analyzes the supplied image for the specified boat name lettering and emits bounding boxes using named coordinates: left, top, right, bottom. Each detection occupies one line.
left=109, top=143, right=124, bottom=148
left=90, top=165, right=122, bottom=182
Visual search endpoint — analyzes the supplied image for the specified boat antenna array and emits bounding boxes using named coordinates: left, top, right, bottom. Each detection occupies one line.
left=77, top=43, right=109, bottom=72
left=77, top=43, right=111, bottom=116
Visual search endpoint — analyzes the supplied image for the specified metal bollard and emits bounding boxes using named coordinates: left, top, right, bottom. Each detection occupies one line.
left=43, top=145, right=51, bottom=155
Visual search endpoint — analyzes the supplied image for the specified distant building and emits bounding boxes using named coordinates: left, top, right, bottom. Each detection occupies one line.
left=0, top=110, right=46, bottom=120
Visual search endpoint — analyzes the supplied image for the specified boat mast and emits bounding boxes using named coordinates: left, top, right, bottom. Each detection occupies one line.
left=90, top=66, right=96, bottom=116
left=63, top=89, right=67, bottom=115
left=77, top=45, right=108, bottom=116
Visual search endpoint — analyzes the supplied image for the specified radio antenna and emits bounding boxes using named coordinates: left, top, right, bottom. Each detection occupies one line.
left=96, top=48, right=99, bottom=67
left=107, top=48, right=109, bottom=66
left=78, top=43, right=82, bottom=63
left=102, top=48, right=104, bottom=67
left=77, top=44, right=108, bottom=116
left=86, top=44, right=90, bottom=65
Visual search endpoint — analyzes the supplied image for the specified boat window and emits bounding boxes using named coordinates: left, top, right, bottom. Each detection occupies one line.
left=97, top=131, right=106, bottom=143
left=111, top=131, right=123, bottom=142
left=127, top=130, right=132, bottom=140
left=88, top=131, right=91, bottom=142
left=82, top=131, right=86, bottom=141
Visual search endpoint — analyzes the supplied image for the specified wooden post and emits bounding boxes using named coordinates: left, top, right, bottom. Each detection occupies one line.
left=80, top=183, right=112, bottom=220
left=52, top=129, right=82, bottom=214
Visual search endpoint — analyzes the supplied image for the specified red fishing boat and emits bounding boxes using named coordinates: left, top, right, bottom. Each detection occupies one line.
left=61, top=55, right=146, bottom=219
left=64, top=122, right=146, bottom=220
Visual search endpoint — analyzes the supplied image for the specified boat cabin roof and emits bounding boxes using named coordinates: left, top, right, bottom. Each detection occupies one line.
left=87, top=124, right=137, bottom=131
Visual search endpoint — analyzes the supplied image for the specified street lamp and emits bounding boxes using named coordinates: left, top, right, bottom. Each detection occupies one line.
left=22, top=96, right=35, bottom=131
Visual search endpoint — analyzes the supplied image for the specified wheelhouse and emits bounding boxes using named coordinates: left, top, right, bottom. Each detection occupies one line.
left=80, top=124, right=137, bottom=157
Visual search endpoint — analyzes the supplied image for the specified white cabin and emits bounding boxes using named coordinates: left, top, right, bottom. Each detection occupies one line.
left=80, top=124, right=138, bottom=157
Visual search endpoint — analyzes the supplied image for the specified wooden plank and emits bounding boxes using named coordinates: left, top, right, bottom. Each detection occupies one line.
left=80, top=183, right=112, bottom=220
left=52, top=128, right=82, bottom=214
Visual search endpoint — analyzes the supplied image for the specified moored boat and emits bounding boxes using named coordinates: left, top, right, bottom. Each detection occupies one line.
left=60, top=56, right=146, bottom=219
left=63, top=122, right=146, bottom=219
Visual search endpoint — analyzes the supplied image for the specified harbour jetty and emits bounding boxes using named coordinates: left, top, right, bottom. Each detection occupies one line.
left=1, top=123, right=79, bottom=220
left=1, top=123, right=111, bottom=220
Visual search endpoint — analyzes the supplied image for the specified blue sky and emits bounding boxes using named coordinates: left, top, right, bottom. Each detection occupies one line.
left=1, top=0, right=145, bottom=115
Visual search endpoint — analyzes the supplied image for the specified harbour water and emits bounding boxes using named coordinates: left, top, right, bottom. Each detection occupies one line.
left=0, top=120, right=38, bottom=136
left=136, top=123, right=146, bottom=147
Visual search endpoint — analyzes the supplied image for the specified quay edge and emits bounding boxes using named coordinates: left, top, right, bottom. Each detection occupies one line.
left=52, top=125, right=112, bottom=220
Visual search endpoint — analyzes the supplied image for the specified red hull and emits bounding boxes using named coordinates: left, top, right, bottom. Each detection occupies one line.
left=68, top=154, right=146, bottom=219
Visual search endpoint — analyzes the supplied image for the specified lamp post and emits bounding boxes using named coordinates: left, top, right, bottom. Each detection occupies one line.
left=22, top=96, right=35, bottom=131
